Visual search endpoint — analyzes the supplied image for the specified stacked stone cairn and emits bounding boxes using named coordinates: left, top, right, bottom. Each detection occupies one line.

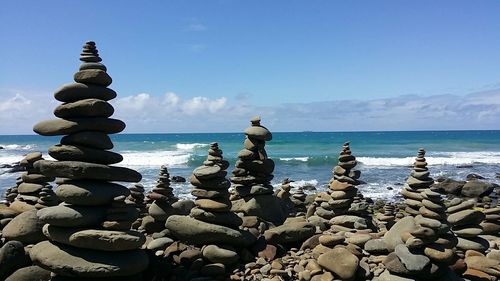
left=230, top=116, right=287, bottom=225
left=166, top=143, right=255, bottom=279
left=9, top=152, right=56, bottom=212
left=290, top=187, right=308, bottom=215
left=481, top=206, right=500, bottom=237
left=146, top=165, right=178, bottom=226
left=447, top=198, right=489, bottom=256
left=401, top=148, right=434, bottom=216
left=312, top=142, right=373, bottom=232
left=276, top=178, right=295, bottom=215
left=29, top=41, right=149, bottom=279
left=375, top=203, right=396, bottom=231
left=129, top=183, right=148, bottom=229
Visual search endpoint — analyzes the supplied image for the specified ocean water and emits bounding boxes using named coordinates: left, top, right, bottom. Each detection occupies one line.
left=1, top=131, right=500, bottom=202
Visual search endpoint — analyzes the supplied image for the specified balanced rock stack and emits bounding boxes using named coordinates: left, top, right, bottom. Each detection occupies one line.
left=401, top=148, right=434, bottom=216
left=147, top=165, right=178, bottom=223
left=481, top=206, right=500, bottom=237
left=375, top=203, right=396, bottom=231
left=128, top=183, right=148, bottom=228
left=166, top=142, right=254, bottom=248
left=276, top=178, right=295, bottom=215
left=290, top=187, right=308, bottom=215
left=10, top=152, right=55, bottom=212
left=315, top=142, right=371, bottom=232
left=35, top=186, right=59, bottom=210
left=447, top=199, right=488, bottom=254
left=29, top=41, right=149, bottom=279
left=230, top=116, right=287, bottom=225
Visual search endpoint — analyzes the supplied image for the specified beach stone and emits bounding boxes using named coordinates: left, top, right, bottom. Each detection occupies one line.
left=21, top=173, right=55, bottom=183
left=165, top=215, right=256, bottom=247
left=244, top=126, right=272, bottom=141
left=231, top=195, right=287, bottom=225
left=452, top=225, right=483, bottom=237
left=30, top=241, right=148, bottom=277
left=37, top=204, right=106, bottom=227
left=56, top=180, right=129, bottom=206
left=374, top=270, right=415, bottom=281
left=317, top=248, right=359, bottom=280
left=194, top=198, right=230, bottom=212
left=54, top=99, right=114, bottom=118
left=54, top=83, right=116, bottom=102
left=200, top=263, right=225, bottom=276
left=364, top=239, right=389, bottom=254
left=463, top=268, right=494, bottom=281
left=394, top=244, right=430, bottom=272
left=33, top=118, right=125, bottom=136
left=48, top=144, right=123, bottom=164
left=383, top=252, right=409, bottom=275
left=461, top=180, right=497, bottom=198
left=61, top=131, right=113, bottom=150
left=264, top=222, right=315, bottom=244
left=432, top=179, right=465, bottom=195
left=2, top=209, right=45, bottom=244
left=202, top=245, right=239, bottom=264
left=191, top=188, right=229, bottom=199
left=0, top=241, right=31, bottom=279
left=447, top=200, right=476, bottom=213
left=424, top=244, right=454, bottom=263
left=34, top=160, right=141, bottom=182
left=457, top=237, right=489, bottom=252
left=43, top=225, right=145, bottom=251
left=146, top=237, right=174, bottom=251
left=384, top=217, right=418, bottom=251
left=465, top=255, right=500, bottom=277
left=193, top=165, right=223, bottom=180
left=4, top=265, right=51, bottom=281
left=74, top=69, right=112, bottom=86
left=18, top=183, right=44, bottom=194
left=448, top=210, right=485, bottom=226
left=190, top=208, right=242, bottom=228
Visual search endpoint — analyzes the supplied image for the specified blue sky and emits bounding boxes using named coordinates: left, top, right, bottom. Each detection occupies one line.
left=1, top=0, right=500, bottom=133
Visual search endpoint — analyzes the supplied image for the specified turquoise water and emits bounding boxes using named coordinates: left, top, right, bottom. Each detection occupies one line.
left=1, top=131, right=500, bottom=201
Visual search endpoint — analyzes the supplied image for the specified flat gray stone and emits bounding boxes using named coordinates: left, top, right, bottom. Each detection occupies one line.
left=48, top=144, right=123, bottom=165
left=34, top=160, right=141, bottom=182
left=37, top=204, right=106, bottom=227
left=56, top=180, right=129, bottom=206
left=74, top=69, right=112, bottom=86
left=33, top=118, right=125, bottom=136
left=54, top=83, right=116, bottom=102
left=61, top=131, right=113, bottom=150
left=394, top=244, right=430, bottom=272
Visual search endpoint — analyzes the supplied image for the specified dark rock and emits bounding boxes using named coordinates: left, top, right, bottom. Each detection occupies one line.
left=2, top=209, right=46, bottom=244
left=54, top=83, right=116, bottom=102
left=48, top=144, right=123, bottom=164
left=61, top=131, right=114, bottom=150
left=0, top=241, right=31, bottom=279
left=171, top=176, right=186, bottom=183
left=4, top=265, right=51, bottom=281
left=461, top=180, right=498, bottom=198
left=54, top=99, right=114, bottom=118
left=466, top=174, right=485, bottom=180
left=33, top=118, right=125, bottom=136
left=432, top=179, right=465, bottom=195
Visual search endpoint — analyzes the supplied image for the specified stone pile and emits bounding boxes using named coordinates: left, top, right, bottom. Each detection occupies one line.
left=312, top=142, right=372, bottom=232
left=374, top=203, right=396, bottom=231
left=9, top=152, right=55, bottom=212
left=290, top=187, right=308, bottom=215
left=276, top=178, right=295, bottom=215
left=29, top=41, right=148, bottom=279
left=401, top=148, right=434, bottom=216
left=165, top=143, right=255, bottom=278
left=230, top=117, right=287, bottom=225
left=447, top=198, right=489, bottom=254
left=35, top=186, right=59, bottom=210
left=147, top=165, right=178, bottom=224
left=480, top=206, right=500, bottom=237
left=128, top=183, right=147, bottom=229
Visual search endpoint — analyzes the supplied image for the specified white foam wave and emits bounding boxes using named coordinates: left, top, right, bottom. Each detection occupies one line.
left=280, top=157, right=309, bottom=162
left=0, top=144, right=35, bottom=150
left=358, top=151, right=500, bottom=167
left=120, top=150, right=190, bottom=167
left=0, top=155, right=24, bottom=165
left=175, top=143, right=209, bottom=150
left=290, top=179, right=318, bottom=189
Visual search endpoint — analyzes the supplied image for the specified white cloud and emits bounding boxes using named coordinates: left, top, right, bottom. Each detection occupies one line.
left=187, top=23, right=207, bottom=32
left=182, top=97, right=227, bottom=115
left=0, top=93, right=32, bottom=112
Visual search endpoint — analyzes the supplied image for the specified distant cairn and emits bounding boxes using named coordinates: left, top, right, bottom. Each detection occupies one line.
left=29, top=41, right=148, bottom=278
left=401, top=148, right=434, bottom=216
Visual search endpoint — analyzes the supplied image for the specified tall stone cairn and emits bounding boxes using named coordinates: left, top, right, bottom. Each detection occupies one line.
left=10, top=152, right=56, bottom=212
left=401, top=148, right=434, bottom=216
left=29, top=41, right=148, bottom=279
left=147, top=165, right=178, bottom=222
left=314, top=142, right=371, bottom=231
left=229, top=117, right=287, bottom=225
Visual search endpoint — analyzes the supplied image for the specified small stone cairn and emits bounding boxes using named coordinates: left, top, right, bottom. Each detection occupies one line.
left=230, top=116, right=287, bottom=225
left=290, top=187, right=308, bottom=215
left=401, top=148, right=434, bottom=216
left=29, top=41, right=148, bottom=278
left=128, top=183, right=147, bottom=228
left=375, top=203, right=396, bottom=231
left=9, top=152, right=56, bottom=212
left=147, top=166, right=178, bottom=222
left=276, top=178, right=295, bottom=215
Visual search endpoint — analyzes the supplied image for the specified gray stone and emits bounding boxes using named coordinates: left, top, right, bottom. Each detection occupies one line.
left=394, top=244, right=430, bottom=272
left=37, top=204, right=106, bottom=227
left=244, top=126, right=272, bottom=141
left=202, top=245, right=239, bottom=264
left=165, top=215, right=256, bottom=247
left=0, top=241, right=31, bottom=279
left=2, top=209, right=45, bottom=244
left=49, top=144, right=122, bottom=164
left=190, top=208, right=242, bottom=228
left=4, top=265, right=51, bottom=281
left=317, top=248, right=359, bottom=280
left=61, top=131, right=113, bottom=150
left=264, top=222, right=315, bottom=244
left=448, top=209, right=485, bottom=226
left=54, top=83, right=116, bottom=102
left=364, top=239, right=389, bottom=254
left=30, top=241, right=148, bottom=277
left=146, top=237, right=174, bottom=251
left=33, top=118, right=125, bottom=136
left=384, top=217, right=418, bottom=251
left=43, top=225, right=146, bottom=251
left=34, top=160, right=141, bottom=182
left=461, top=180, right=498, bottom=198
left=74, top=69, right=112, bottom=86
left=54, top=99, right=114, bottom=118
left=56, top=180, right=130, bottom=206
left=18, top=183, right=44, bottom=194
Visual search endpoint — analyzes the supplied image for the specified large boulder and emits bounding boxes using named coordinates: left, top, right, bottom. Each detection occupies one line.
left=264, top=222, right=315, bottom=244
left=30, top=241, right=149, bottom=277
left=231, top=195, right=287, bottom=225
left=318, top=247, right=359, bottom=280
left=2, top=209, right=46, bottom=244
left=165, top=215, right=256, bottom=247
left=0, top=241, right=31, bottom=279
left=461, top=180, right=498, bottom=198
left=432, top=179, right=465, bottom=195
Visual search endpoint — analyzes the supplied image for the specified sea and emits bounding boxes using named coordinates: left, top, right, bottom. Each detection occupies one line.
left=1, top=131, right=500, bottom=202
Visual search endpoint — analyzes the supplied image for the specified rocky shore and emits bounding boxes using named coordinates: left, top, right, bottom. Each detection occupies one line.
left=1, top=41, right=500, bottom=281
